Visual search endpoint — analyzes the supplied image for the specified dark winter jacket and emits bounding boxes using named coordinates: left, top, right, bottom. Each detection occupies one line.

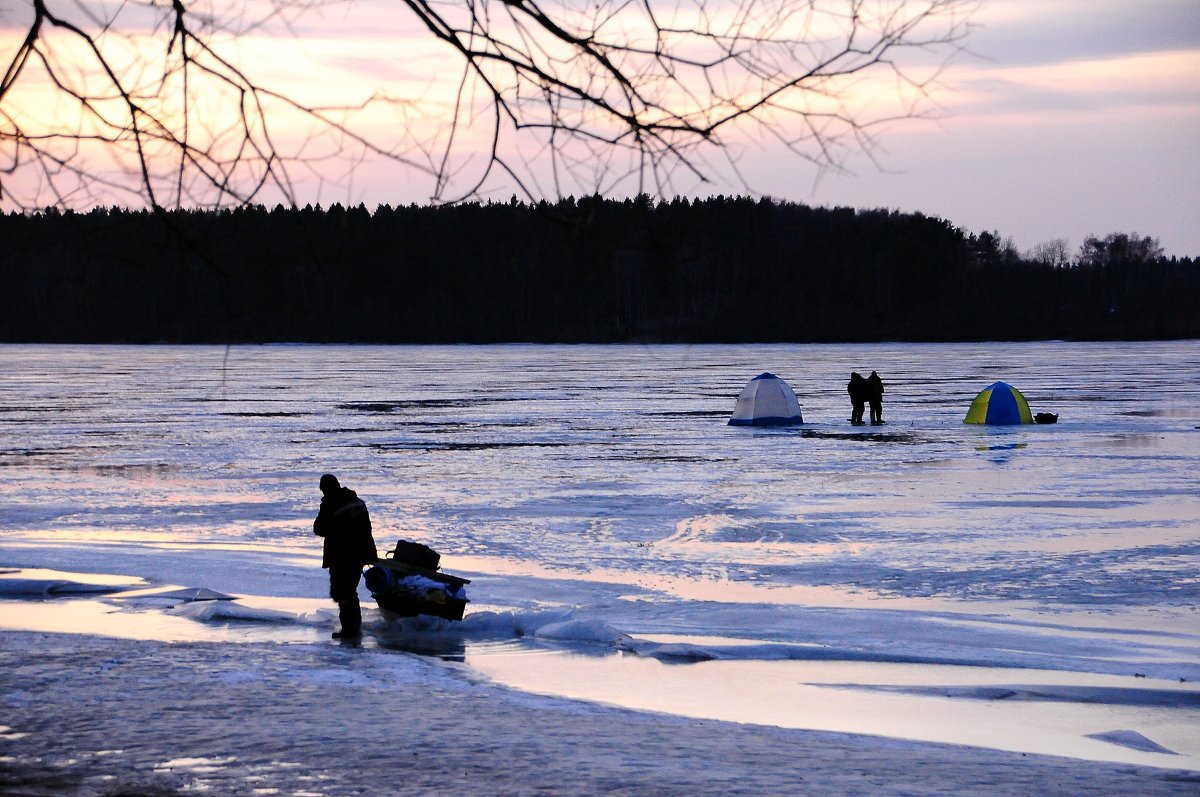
left=313, top=487, right=378, bottom=569
left=847, top=373, right=869, bottom=404
left=866, top=372, right=884, bottom=403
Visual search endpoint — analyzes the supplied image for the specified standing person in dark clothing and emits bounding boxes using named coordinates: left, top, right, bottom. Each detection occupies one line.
left=847, top=372, right=868, bottom=424
left=866, top=371, right=885, bottom=424
left=314, top=474, right=378, bottom=639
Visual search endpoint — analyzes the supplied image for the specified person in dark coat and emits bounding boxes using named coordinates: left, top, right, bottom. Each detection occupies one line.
left=314, top=474, right=378, bottom=639
left=847, top=372, right=868, bottom=424
left=866, top=371, right=885, bottom=424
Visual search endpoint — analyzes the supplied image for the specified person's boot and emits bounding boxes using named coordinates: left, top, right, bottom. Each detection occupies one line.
left=333, top=598, right=362, bottom=638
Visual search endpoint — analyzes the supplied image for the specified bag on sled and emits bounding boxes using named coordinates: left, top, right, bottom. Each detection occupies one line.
left=388, top=539, right=441, bottom=570
left=366, top=539, right=470, bottom=622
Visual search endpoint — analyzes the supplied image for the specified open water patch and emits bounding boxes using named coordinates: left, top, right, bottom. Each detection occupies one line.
left=338, top=398, right=521, bottom=413
left=603, top=453, right=730, bottom=463
left=365, top=440, right=572, bottom=452
left=1120, top=409, right=1197, bottom=419
left=641, top=410, right=732, bottom=418
left=83, top=463, right=180, bottom=476
left=799, top=429, right=927, bottom=444
left=0, top=446, right=93, bottom=464
left=396, top=419, right=536, bottom=428
left=814, top=683, right=1200, bottom=707
left=944, top=499, right=1140, bottom=510
left=219, top=410, right=311, bottom=417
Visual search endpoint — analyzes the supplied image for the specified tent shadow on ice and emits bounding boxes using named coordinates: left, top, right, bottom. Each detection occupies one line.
left=729, top=372, right=804, bottom=426
left=964, top=381, right=1033, bottom=425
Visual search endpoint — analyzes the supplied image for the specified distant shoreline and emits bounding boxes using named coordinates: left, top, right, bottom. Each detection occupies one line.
left=3, top=199, right=1197, bottom=343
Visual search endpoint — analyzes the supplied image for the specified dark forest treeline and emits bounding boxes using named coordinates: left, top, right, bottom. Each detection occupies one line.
left=1, top=196, right=1196, bottom=343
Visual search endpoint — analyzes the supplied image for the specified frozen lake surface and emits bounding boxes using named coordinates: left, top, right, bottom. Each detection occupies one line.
left=1, top=342, right=1198, bottom=770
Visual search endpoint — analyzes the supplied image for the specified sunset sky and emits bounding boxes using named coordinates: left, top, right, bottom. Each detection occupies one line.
left=266, top=0, right=1200, bottom=256
left=791, top=0, right=1200, bottom=257
left=3, top=0, right=1197, bottom=256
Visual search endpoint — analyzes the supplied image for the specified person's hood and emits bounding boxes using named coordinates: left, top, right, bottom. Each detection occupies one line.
left=324, top=486, right=359, bottom=504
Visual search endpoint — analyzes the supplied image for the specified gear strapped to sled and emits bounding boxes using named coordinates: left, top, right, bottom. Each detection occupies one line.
left=364, top=540, right=470, bottom=621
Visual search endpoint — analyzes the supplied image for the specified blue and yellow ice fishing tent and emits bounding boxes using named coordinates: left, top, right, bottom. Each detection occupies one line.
left=964, top=381, right=1033, bottom=425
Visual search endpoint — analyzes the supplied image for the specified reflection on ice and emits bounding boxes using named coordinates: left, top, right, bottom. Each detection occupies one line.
left=0, top=567, right=335, bottom=642
left=819, top=683, right=1200, bottom=708
left=467, top=648, right=1200, bottom=770
left=0, top=568, right=145, bottom=595
left=0, top=595, right=336, bottom=644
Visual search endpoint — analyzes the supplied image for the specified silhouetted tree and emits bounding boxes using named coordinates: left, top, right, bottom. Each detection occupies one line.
left=1079, top=233, right=1162, bottom=270
left=2, top=0, right=976, bottom=210
left=1027, top=238, right=1072, bottom=269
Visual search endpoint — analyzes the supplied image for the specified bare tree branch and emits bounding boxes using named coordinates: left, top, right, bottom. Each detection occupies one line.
left=1, top=0, right=977, bottom=210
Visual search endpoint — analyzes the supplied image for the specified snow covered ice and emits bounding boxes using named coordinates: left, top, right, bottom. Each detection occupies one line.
left=1, top=341, right=1198, bottom=794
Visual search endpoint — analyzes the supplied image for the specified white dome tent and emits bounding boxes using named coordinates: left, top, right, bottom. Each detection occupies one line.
left=728, top=372, right=804, bottom=426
